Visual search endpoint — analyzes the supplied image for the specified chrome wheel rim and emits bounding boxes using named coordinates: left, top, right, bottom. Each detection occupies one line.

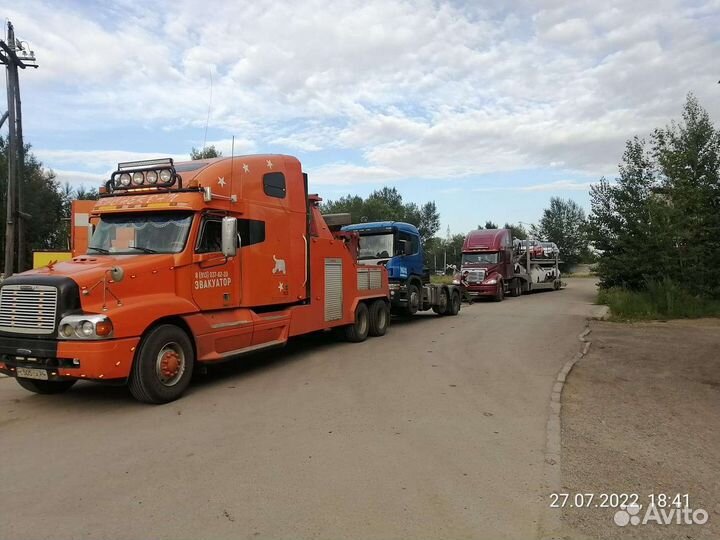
left=155, top=342, right=186, bottom=387
left=358, top=311, right=368, bottom=335
left=377, top=306, right=387, bottom=329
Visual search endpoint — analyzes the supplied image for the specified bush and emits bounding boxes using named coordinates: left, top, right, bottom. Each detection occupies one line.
left=598, top=278, right=720, bottom=320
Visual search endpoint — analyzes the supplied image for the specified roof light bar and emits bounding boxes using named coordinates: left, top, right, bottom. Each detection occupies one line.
left=117, top=158, right=174, bottom=171
left=109, top=157, right=180, bottom=192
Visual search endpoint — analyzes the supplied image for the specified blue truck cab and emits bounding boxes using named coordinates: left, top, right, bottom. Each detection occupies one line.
left=342, top=221, right=441, bottom=314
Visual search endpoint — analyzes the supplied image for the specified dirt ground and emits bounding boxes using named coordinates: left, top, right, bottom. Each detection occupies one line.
left=561, top=319, right=720, bottom=539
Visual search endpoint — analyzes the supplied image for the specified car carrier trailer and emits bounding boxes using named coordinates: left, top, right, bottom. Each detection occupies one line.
left=458, top=228, right=561, bottom=301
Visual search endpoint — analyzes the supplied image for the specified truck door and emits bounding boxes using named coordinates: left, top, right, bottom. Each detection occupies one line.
left=191, top=215, right=241, bottom=311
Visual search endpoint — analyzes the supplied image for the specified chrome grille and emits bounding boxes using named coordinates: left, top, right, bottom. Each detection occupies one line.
left=465, top=269, right=486, bottom=283
left=0, top=285, right=58, bottom=335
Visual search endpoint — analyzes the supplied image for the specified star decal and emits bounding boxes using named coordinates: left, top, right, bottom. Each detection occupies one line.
left=266, top=159, right=273, bottom=169
left=242, top=163, right=250, bottom=174
left=217, top=177, right=226, bottom=187
left=277, top=282, right=284, bottom=292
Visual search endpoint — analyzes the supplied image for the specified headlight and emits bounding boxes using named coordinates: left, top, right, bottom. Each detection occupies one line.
left=132, top=171, right=145, bottom=185
left=452, top=279, right=460, bottom=285
left=58, top=315, right=114, bottom=340
left=60, top=324, right=74, bottom=338
left=483, top=278, right=497, bottom=285
left=159, top=169, right=173, bottom=183
left=145, top=170, right=158, bottom=184
left=118, top=173, right=131, bottom=186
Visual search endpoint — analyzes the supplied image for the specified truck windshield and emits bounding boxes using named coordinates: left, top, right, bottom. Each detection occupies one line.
left=358, top=233, right=394, bottom=260
left=88, top=212, right=193, bottom=255
left=462, top=252, right=499, bottom=264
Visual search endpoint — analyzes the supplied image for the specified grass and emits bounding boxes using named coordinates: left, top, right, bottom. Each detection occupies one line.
left=597, top=278, right=720, bottom=320
left=430, top=274, right=455, bottom=285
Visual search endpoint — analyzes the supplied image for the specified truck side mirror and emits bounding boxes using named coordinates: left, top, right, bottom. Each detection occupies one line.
left=221, top=217, right=238, bottom=257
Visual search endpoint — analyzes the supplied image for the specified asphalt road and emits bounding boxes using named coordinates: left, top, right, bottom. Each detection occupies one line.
left=0, top=279, right=596, bottom=540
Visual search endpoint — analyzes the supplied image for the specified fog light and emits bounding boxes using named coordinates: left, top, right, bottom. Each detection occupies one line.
left=118, top=173, right=131, bottom=187
left=159, top=169, right=172, bottom=183
left=145, top=170, right=158, bottom=184
left=132, top=171, right=145, bottom=185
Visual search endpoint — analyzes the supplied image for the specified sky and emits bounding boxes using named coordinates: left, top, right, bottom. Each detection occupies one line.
left=3, top=0, right=720, bottom=236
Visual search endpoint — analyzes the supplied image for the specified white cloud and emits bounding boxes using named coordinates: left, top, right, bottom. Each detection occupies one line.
left=49, top=169, right=107, bottom=189
left=9, top=0, right=720, bottom=188
left=473, top=180, right=599, bottom=192
left=34, top=149, right=190, bottom=172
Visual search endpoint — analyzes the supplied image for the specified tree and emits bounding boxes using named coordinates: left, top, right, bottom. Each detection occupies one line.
left=322, top=187, right=441, bottom=242
left=0, top=138, right=66, bottom=271
left=589, top=94, right=720, bottom=297
left=417, top=201, right=440, bottom=244
left=504, top=222, right=528, bottom=240
left=478, top=220, right=498, bottom=230
left=534, top=197, right=588, bottom=269
left=190, top=145, right=222, bottom=160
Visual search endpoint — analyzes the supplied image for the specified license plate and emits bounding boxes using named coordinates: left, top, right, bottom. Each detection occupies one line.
left=16, top=367, right=49, bottom=380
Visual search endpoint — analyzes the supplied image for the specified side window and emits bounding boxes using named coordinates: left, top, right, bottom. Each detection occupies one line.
left=263, top=172, right=286, bottom=199
left=196, top=219, right=222, bottom=253
left=410, top=235, right=419, bottom=255
left=397, top=231, right=418, bottom=255
left=238, top=219, right=266, bottom=247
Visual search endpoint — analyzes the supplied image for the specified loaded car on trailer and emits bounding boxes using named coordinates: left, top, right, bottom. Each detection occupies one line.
left=0, top=155, right=389, bottom=403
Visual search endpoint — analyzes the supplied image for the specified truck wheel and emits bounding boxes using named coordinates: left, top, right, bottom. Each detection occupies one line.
left=129, top=324, right=194, bottom=404
left=448, top=290, right=461, bottom=316
left=493, top=282, right=504, bottom=302
left=16, top=378, right=76, bottom=395
left=369, top=299, right=389, bottom=337
left=345, top=302, right=370, bottom=342
left=432, top=288, right=449, bottom=315
left=509, top=281, right=521, bottom=297
left=406, top=283, right=421, bottom=316
left=553, top=280, right=561, bottom=290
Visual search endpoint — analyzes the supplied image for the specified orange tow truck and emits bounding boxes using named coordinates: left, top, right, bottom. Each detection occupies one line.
left=0, top=155, right=389, bottom=403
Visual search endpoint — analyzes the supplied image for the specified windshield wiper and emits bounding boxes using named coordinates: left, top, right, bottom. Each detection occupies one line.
left=88, top=246, right=110, bottom=254
left=129, top=246, right=159, bottom=254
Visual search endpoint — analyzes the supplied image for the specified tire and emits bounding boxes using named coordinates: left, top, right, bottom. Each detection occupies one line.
left=448, top=290, right=461, bottom=316
left=129, top=324, right=195, bottom=404
left=509, top=281, right=521, bottom=297
left=553, top=280, right=561, bottom=290
left=368, top=299, right=389, bottom=337
left=493, top=281, right=504, bottom=302
left=345, top=302, right=370, bottom=342
left=405, top=283, right=421, bottom=316
left=432, top=287, right=449, bottom=315
left=16, top=378, right=76, bottom=395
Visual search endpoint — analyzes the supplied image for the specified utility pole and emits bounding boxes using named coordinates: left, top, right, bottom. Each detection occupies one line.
left=1, top=21, right=38, bottom=277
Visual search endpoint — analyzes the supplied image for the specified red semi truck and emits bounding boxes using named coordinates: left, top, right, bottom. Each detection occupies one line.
left=456, top=229, right=561, bottom=301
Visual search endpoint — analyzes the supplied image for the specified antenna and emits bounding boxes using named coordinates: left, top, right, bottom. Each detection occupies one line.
left=229, top=135, right=235, bottom=193
left=202, top=69, right=213, bottom=153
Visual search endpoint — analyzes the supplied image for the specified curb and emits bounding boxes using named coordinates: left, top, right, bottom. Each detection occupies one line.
left=539, top=320, right=594, bottom=539
left=590, top=305, right=610, bottom=320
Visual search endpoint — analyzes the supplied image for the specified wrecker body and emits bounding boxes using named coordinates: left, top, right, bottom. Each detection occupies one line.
left=0, top=155, right=389, bottom=402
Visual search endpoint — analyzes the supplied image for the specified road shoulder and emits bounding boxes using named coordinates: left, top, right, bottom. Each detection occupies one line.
left=560, top=319, right=720, bottom=539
